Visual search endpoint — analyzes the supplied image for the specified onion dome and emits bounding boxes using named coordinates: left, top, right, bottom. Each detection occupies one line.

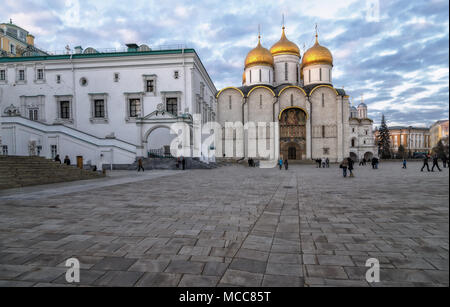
left=302, top=33, right=333, bottom=68
left=244, top=36, right=274, bottom=69
left=270, top=27, right=300, bottom=57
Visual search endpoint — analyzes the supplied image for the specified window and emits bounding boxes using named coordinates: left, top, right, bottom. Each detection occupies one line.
left=259, top=95, right=262, bottom=109
left=285, top=62, right=288, bottom=81
left=80, top=77, right=88, bottom=86
left=364, top=140, right=366, bottom=144
left=129, top=99, right=140, bottom=117
left=29, top=109, right=38, bottom=121
left=166, top=98, right=178, bottom=116
left=2, top=145, right=8, bottom=156
left=352, top=128, right=355, bottom=133
left=229, top=96, right=232, bottom=110
left=351, top=139, right=355, bottom=147
left=290, top=94, right=294, bottom=106
left=322, top=125, right=326, bottom=138
left=94, top=100, right=105, bottom=118
left=323, top=148, right=329, bottom=155
left=273, top=70, right=276, bottom=83
left=19, top=70, right=25, bottom=81
left=322, top=93, right=325, bottom=107
left=114, top=73, right=119, bottom=82
left=0, top=70, right=5, bottom=81
left=259, top=69, right=262, bottom=82
left=329, top=69, right=331, bottom=81
left=56, top=75, right=61, bottom=84
left=308, top=70, right=311, bottom=83
left=37, top=69, right=44, bottom=80
left=51, top=145, right=57, bottom=159
left=60, top=101, right=70, bottom=119
left=296, top=65, right=299, bottom=83
left=320, top=68, right=322, bottom=81
left=365, top=130, right=368, bottom=135
left=174, top=71, right=179, bottom=79
left=146, top=80, right=154, bottom=93
left=10, top=44, right=15, bottom=54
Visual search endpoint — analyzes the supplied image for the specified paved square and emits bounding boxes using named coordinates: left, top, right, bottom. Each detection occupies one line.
left=0, top=162, right=448, bottom=287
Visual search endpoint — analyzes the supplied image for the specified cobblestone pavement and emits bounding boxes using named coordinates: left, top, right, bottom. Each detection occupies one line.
left=0, top=162, right=448, bottom=287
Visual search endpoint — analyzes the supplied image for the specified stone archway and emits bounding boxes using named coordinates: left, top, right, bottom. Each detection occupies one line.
left=279, top=107, right=307, bottom=160
left=364, top=152, right=374, bottom=161
left=144, top=125, right=175, bottom=157
left=350, top=152, right=358, bottom=161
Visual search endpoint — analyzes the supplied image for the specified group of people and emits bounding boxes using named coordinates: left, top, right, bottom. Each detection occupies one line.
left=248, top=158, right=256, bottom=167
left=315, top=158, right=330, bottom=168
left=420, top=154, right=446, bottom=172
left=340, top=157, right=355, bottom=178
left=54, top=154, right=71, bottom=166
left=278, top=158, right=289, bottom=170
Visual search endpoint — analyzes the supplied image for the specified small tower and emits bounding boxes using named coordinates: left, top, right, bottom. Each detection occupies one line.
left=357, top=95, right=368, bottom=119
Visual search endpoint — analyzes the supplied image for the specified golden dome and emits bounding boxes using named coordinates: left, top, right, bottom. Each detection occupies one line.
left=270, top=27, right=300, bottom=57
left=302, top=34, right=333, bottom=68
left=244, top=36, right=274, bottom=69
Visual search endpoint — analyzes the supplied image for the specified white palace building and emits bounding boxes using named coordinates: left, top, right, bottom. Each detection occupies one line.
left=0, top=43, right=217, bottom=168
left=0, top=24, right=377, bottom=168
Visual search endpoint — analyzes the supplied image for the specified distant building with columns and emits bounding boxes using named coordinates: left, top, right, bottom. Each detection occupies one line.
left=375, top=126, right=431, bottom=156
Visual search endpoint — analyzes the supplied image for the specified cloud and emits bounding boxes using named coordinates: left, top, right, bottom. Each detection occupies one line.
left=1, top=0, right=448, bottom=126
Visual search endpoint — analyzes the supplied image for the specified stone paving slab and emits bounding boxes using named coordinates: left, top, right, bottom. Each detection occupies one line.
left=0, top=162, right=448, bottom=287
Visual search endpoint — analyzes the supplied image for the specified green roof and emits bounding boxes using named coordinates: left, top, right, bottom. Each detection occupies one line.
left=0, top=48, right=196, bottom=63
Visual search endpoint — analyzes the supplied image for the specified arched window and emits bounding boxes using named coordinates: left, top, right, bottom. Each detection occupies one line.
left=259, top=94, right=262, bottom=108
left=259, top=69, right=262, bottom=82
left=296, top=65, right=299, bottom=83
left=285, top=62, right=288, bottom=81
left=229, top=96, right=232, bottom=110
left=351, top=138, right=356, bottom=147
left=308, top=70, right=311, bottom=83
left=322, top=93, right=325, bottom=107
left=319, top=68, right=322, bottom=81
left=290, top=94, right=294, bottom=106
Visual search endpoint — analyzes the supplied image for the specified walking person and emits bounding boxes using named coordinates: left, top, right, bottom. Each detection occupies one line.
left=278, top=158, right=283, bottom=170
left=347, top=157, right=355, bottom=177
left=137, top=158, right=144, bottom=172
left=431, top=155, right=442, bottom=172
left=54, top=154, right=61, bottom=164
left=442, top=155, right=448, bottom=168
left=284, top=159, right=289, bottom=170
left=63, top=155, right=71, bottom=166
left=326, top=158, right=330, bottom=168
left=340, top=157, right=349, bottom=178
left=421, top=155, right=430, bottom=172
left=182, top=157, right=186, bottom=170
left=402, top=158, right=407, bottom=169
left=321, top=157, right=326, bottom=168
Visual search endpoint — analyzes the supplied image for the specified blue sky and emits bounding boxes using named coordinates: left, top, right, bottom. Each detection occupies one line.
left=1, top=0, right=448, bottom=127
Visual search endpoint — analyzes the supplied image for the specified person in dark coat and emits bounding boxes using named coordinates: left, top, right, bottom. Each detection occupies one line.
left=347, top=157, right=354, bottom=177
left=421, top=155, right=430, bottom=172
left=442, top=155, right=448, bottom=168
left=137, top=158, right=144, bottom=172
left=63, top=155, right=70, bottom=165
left=284, top=159, right=289, bottom=170
left=54, top=154, right=61, bottom=164
left=182, top=157, right=186, bottom=170
left=341, top=158, right=349, bottom=177
left=431, top=155, right=442, bottom=172
left=326, top=158, right=330, bottom=168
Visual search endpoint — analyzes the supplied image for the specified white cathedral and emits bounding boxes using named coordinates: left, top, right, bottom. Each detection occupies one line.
left=216, top=26, right=377, bottom=162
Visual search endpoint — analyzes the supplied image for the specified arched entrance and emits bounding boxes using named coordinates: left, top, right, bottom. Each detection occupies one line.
left=350, top=152, right=358, bottom=161
left=279, top=107, right=307, bottom=160
left=364, top=152, right=374, bottom=161
left=145, top=126, right=176, bottom=157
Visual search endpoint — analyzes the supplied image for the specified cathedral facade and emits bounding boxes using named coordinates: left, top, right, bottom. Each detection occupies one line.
left=216, top=26, right=377, bottom=162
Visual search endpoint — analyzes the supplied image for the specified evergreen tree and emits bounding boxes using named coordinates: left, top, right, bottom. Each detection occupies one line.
left=398, top=144, right=406, bottom=159
left=433, top=139, right=448, bottom=158
left=377, top=114, right=391, bottom=159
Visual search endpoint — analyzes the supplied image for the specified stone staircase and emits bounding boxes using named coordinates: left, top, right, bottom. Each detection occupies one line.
left=131, top=157, right=225, bottom=170
left=0, top=156, right=105, bottom=190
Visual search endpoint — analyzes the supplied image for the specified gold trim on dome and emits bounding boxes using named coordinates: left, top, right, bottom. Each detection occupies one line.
left=244, top=36, right=274, bottom=69
left=270, top=27, right=300, bottom=57
left=278, top=85, right=307, bottom=97
left=247, top=85, right=276, bottom=97
left=242, top=71, right=246, bottom=84
left=301, top=34, right=333, bottom=68
left=309, top=84, right=339, bottom=96
left=216, top=87, right=244, bottom=98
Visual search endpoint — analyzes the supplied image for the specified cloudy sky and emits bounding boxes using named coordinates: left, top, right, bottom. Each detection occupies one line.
left=2, top=0, right=448, bottom=127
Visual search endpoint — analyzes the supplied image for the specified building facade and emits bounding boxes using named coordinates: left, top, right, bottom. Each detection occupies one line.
left=375, top=126, right=431, bottom=157
left=216, top=26, right=377, bottom=162
left=430, top=119, right=449, bottom=149
left=0, top=20, right=47, bottom=57
left=0, top=45, right=216, bottom=168
left=349, top=102, right=377, bottom=161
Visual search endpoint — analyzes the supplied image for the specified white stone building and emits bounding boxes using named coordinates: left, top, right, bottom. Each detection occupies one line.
left=0, top=44, right=217, bottom=168
left=217, top=26, right=377, bottom=162
left=349, top=102, right=377, bottom=161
